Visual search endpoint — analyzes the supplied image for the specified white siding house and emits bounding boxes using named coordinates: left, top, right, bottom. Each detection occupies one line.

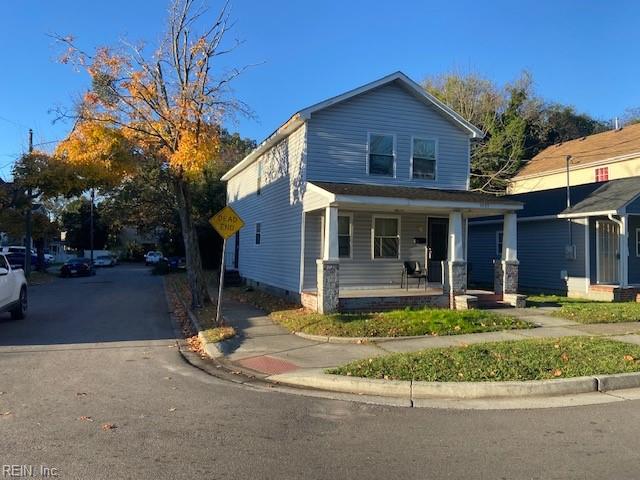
left=223, top=72, right=524, bottom=312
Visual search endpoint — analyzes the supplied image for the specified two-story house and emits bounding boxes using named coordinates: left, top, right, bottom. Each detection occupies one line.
left=469, top=123, right=640, bottom=301
left=222, top=72, right=523, bottom=313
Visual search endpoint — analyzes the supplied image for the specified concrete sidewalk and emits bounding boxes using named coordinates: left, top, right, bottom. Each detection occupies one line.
left=216, top=298, right=640, bottom=378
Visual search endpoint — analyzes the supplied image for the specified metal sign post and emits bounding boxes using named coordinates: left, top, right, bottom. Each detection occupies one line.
left=215, top=239, right=226, bottom=326
left=209, top=206, right=245, bottom=327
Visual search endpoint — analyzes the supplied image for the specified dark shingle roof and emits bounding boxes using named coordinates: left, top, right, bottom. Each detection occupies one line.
left=560, top=177, right=640, bottom=215
left=311, top=182, right=522, bottom=206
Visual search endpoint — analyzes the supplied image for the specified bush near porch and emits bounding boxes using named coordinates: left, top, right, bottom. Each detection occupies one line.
left=527, top=295, right=640, bottom=324
left=227, top=287, right=530, bottom=338
left=329, top=337, right=640, bottom=382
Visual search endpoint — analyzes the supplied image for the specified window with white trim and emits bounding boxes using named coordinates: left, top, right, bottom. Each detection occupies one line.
left=373, top=217, right=400, bottom=259
left=368, top=134, right=395, bottom=176
left=412, top=137, right=436, bottom=180
left=595, top=167, right=609, bottom=182
left=255, top=223, right=261, bottom=245
left=496, top=230, right=503, bottom=258
left=338, top=215, right=352, bottom=258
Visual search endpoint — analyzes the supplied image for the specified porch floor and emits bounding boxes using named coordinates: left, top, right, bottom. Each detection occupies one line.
left=339, top=285, right=444, bottom=298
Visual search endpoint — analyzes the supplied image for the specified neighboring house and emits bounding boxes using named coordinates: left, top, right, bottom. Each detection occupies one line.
left=222, top=72, right=523, bottom=313
left=509, top=123, right=640, bottom=194
left=469, top=125, right=640, bottom=301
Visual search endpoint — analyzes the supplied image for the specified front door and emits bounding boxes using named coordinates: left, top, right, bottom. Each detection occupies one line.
left=427, top=217, right=448, bottom=283
left=596, top=220, right=619, bottom=284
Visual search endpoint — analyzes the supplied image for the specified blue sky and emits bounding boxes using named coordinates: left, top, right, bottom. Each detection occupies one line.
left=1, top=0, right=639, bottom=180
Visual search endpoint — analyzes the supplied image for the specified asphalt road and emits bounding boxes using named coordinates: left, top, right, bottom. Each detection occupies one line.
left=2, top=266, right=640, bottom=479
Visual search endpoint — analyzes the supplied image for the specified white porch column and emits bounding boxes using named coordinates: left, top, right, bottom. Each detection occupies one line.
left=446, top=211, right=467, bottom=307
left=317, top=205, right=339, bottom=313
left=448, top=211, right=465, bottom=262
left=620, top=215, right=629, bottom=288
left=496, top=212, right=523, bottom=305
left=323, top=206, right=339, bottom=261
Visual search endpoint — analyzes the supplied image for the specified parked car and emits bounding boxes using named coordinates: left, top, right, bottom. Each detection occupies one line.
left=166, top=256, right=186, bottom=269
left=60, top=258, right=96, bottom=277
left=5, top=253, right=48, bottom=270
left=0, top=254, right=27, bottom=319
left=144, top=251, right=165, bottom=266
left=1, top=246, right=36, bottom=256
left=94, top=255, right=116, bottom=267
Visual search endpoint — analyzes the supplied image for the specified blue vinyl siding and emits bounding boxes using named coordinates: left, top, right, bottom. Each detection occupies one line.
left=628, top=216, right=640, bottom=284
left=226, top=125, right=306, bottom=293
left=306, top=82, right=470, bottom=190
left=469, top=219, right=587, bottom=294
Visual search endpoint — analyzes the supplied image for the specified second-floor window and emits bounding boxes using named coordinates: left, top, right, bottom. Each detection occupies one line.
left=412, top=138, right=436, bottom=180
left=595, top=167, right=608, bottom=182
left=368, top=133, right=395, bottom=177
left=255, top=223, right=261, bottom=245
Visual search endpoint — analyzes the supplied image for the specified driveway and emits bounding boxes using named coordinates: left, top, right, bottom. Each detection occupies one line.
left=2, top=265, right=640, bottom=479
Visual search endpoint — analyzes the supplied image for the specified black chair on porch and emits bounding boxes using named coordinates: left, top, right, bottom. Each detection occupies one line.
left=401, top=261, right=428, bottom=291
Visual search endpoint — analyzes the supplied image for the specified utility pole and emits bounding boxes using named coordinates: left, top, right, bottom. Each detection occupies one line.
left=90, top=187, right=95, bottom=264
left=24, top=129, right=33, bottom=277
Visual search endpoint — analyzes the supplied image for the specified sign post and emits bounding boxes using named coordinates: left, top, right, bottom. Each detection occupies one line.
left=209, top=206, right=245, bottom=326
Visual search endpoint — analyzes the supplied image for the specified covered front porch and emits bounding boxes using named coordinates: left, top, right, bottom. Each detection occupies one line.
left=301, top=182, right=523, bottom=313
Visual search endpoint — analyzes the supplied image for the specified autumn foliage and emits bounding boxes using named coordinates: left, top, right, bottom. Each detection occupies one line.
left=54, top=0, right=248, bottom=309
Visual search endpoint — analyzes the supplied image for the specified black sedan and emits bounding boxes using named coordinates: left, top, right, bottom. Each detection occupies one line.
left=60, top=258, right=96, bottom=278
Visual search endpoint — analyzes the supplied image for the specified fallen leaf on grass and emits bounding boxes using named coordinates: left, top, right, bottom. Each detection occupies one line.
left=453, top=325, right=461, bottom=331
left=560, top=352, right=570, bottom=362
left=624, top=355, right=635, bottom=362
left=79, top=416, right=93, bottom=422
left=101, top=423, right=117, bottom=431
left=552, top=369, right=563, bottom=377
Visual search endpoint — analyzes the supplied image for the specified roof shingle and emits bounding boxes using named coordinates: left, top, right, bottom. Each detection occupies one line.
left=514, top=123, right=640, bottom=179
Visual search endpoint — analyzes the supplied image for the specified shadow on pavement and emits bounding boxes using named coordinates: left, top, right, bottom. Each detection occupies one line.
left=0, top=265, right=175, bottom=346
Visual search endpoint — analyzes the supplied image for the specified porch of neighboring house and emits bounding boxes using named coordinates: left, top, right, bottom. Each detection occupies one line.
left=300, top=182, right=524, bottom=313
left=555, top=178, right=640, bottom=302
left=576, top=214, right=640, bottom=302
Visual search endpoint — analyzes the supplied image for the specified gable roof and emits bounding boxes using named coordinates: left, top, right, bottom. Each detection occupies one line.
left=513, top=123, right=640, bottom=180
left=559, top=177, right=640, bottom=217
left=221, top=71, right=484, bottom=181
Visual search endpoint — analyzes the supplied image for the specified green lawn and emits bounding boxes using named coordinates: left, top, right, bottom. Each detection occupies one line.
left=527, top=294, right=640, bottom=324
left=227, top=287, right=530, bottom=338
left=329, top=337, right=640, bottom=382
left=526, top=294, right=594, bottom=308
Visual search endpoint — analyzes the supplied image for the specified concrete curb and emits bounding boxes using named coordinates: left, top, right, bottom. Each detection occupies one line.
left=595, top=372, right=640, bottom=392
left=169, top=281, right=230, bottom=359
left=294, top=331, right=442, bottom=344
left=267, top=369, right=640, bottom=400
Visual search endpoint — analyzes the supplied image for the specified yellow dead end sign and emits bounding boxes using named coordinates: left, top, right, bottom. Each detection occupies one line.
left=209, top=205, right=244, bottom=239
left=209, top=205, right=244, bottom=326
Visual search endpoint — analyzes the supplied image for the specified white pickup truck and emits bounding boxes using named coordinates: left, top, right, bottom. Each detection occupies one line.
left=0, top=253, right=27, bottom=319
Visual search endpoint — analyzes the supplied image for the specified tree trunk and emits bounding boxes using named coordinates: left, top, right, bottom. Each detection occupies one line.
left=174, top=178, right=209, bottom=308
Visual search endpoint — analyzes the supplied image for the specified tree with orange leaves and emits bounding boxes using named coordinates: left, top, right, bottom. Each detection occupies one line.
left=54, top=0, right=250, bottom=308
